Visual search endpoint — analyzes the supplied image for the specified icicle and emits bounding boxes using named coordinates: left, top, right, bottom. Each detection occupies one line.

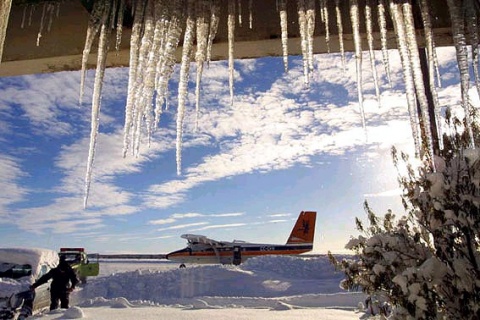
left=377, top=0, right=391, bottom=86
left=389, top=0, right=421, bottom=157
left=154, top=0, right=183, bottom=120
left=278, top=0, right=289, bottom=72
left=21, top=5, right=27, bottom=29
left=249, top=0, right=253, bottom=29
left=365, top=0, right=381, bottom=104
left=28, top=4, right=35, bottom=27
left=465, top=0, right=480, bottom=101
left=306, top=0, right=315, bottom=73
left=334, top=0, right=345, bottom=70
left=56, top=2, right=60, bottom=18
left=36, top=3, right=47, bottom=46
left=0, top=0, right=12, bottom=64
left=237, top=0, right=242, bottom=27
left=228, top=0, right=235, bottom=105
left=320, top=0, right=330, bottom=53
left=297, top=0, right=309, bottom=85
left=84, top=0, right=113, bottom=209
left=446, top=0, right=475, bottom=148
left=47, top=3, right=56, bottom=32
left=349, top=0, right=366, bottom=131
left=433, top=43, right=442, bottom=88
left=176, top=0, right=196, bottom=175
left=109, top=0, right=117, bottom=30
left=206, top=0, right=220, bottom=66
left=418, top=0, right=443, bottom=149
left=150, top=1, right=170, bottom=128
left=79, top=1, right=105, bottom=105
left=132, top=0, right=156, bottom=156
left=402, top=1, right=434, bottom=160
left=194, top=0, right=210, bottom=130
left=319, top=0, right=325, bottom=22
left=115, top=0, right=126, bottom=51
left=137, top=0, right=166, bottom=143
left=122, top=0, right=147, bottom=157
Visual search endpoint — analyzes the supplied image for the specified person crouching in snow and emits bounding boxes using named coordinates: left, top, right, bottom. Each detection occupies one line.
left=30, top=255, right=79, bottom=310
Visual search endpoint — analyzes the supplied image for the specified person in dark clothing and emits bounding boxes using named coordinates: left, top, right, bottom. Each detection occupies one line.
left=30, top=255, right=78, bottom=310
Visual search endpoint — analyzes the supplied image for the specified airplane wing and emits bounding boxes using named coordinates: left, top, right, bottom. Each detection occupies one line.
left=181, top=234, right=225, bottom=246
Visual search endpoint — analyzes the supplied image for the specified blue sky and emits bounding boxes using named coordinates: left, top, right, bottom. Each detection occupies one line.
left=0, top=46, right=464, bottom=254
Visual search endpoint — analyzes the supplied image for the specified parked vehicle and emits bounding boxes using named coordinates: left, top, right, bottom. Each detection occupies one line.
left=0, top=248, right=59, bottom=319
left=58, top=248, right=99, bottom=283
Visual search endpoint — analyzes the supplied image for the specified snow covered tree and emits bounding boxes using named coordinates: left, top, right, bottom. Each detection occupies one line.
left=329, top=110, right=480, bottom=319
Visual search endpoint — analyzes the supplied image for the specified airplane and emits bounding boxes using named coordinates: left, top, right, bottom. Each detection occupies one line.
left=165, top=211, right=316, bottom=266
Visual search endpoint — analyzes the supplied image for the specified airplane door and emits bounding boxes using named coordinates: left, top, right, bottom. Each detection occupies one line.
left=233, top=246, right=242, bottom=265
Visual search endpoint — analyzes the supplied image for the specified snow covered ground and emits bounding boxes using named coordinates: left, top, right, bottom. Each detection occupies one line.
left=30, top=255, right=367, bottom=319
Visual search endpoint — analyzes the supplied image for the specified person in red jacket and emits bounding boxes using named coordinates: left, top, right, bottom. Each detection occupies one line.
left=30, top=255, right=78, bottom=310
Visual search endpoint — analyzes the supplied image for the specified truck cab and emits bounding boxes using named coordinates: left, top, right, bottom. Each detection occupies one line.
left=58, top=248, right=99, bottom=284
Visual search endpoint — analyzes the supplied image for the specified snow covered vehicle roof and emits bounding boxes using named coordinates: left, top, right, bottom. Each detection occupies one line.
left=0, top=247, right=59, bottom=300
left=0, top=247, right=59, bottom=279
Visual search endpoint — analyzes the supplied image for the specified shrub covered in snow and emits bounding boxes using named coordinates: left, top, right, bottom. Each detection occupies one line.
left=330, top=114, right=480, bottom=319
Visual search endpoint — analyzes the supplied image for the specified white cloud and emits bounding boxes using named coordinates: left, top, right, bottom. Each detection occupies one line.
left=157, top=222, right=209, bottom=231
left=192, top=223, right=247, bottom=231
left=364, top=188, right=402, bottom=198
left=0, top=154, right=29, bottom=217
left=0, top=46, right=462, bottom=240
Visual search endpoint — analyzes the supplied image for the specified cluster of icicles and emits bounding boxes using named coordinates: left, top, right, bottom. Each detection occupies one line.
left=0, top=0, right=479, bottom=208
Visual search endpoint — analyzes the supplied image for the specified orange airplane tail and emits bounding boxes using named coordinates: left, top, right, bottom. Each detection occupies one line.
left=286, top=211, right=317, bottom=244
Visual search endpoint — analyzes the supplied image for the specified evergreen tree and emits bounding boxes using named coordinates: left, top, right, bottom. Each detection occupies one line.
left=329, top=110, right=480, bottom=319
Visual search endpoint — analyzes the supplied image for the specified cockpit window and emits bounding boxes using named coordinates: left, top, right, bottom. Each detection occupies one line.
left=0, top=263, right=32, bottom=279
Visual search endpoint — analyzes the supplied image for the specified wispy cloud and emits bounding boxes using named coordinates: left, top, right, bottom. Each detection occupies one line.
left=157, top=222, right=209, bottom=232
left=364, top=188, right=402, bottom=198
left=192, top=223, right=247, bottom=231
left=0, top=47, right=462, bottom=241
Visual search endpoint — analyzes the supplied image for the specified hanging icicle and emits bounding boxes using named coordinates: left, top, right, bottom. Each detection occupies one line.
left=278, top=0, right=289, bottom=72
left=297, top=0, right=309, bottom=85
left=36, top=3, right=47, bottom=46
left=206, top=0, right=220, bottom=66
left=0, top=0, right=12, bottom=64
left=389, top=0, right=421, bottom=157
left=446, top=0, right=475, bottom=149
left=349, top=0, right=366, bottom=131
left=80, top=0, right=108, bottom=105
left=139, top=0, right=168, bottom=143
left=115, top=0, right=125, bottom=51
left=248, top=0, right=253, bottom=29
left=320, top=0, right=330, bottom=53
left=334, top=0, right=346, bottom=70
left=365, top=0, right=381, bottom=104
left=306, top=0, right=315, bottom=73
left=195, top=0, right=210, bottom=130
left=402, top=1, right=434, bottom=161
left=237, top=0, right=242, bottom=27
left=377, top=0, right=391, bottom=86
left=228, top=0, right=236, bottom=105
left=176, top=0, right=196, bottom=175
left=122, top=0, right=146, bottom=157
left=154, top=0, right=183, bottom=117
left=84, top=0, right=114, bottom=209
left=418, top=0, right=443, bottom=149
left=465, top=0, right=480, bottom=101
left=131, top=0, right=156, bottom=156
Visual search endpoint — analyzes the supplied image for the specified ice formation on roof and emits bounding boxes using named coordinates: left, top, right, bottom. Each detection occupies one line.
left=1, top=0, right=479, bottom=206
left=0, top=0, right=13, bottom=64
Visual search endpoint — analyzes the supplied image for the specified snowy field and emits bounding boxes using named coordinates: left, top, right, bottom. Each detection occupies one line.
left=30, top=255, right=367, bottom=319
